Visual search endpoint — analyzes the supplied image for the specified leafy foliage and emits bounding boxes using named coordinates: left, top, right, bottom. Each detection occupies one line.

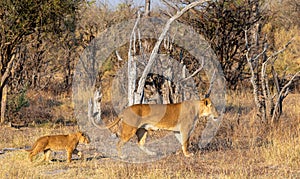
left=0, top=0, right=82, bottom=123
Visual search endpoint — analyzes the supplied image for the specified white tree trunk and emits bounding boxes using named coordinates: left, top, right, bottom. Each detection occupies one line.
left=0, top=85, right=7, bottom=123
left=145, top=0, right=151, bottom=17
left=127, top=13, right=140, bottom=106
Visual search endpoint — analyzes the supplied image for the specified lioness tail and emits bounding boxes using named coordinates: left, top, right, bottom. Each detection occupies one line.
left=25, top=142, right=37, bottom=152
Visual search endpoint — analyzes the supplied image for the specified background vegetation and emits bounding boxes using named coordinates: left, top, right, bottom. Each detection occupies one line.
left=0, top=0, right=299, bottom=178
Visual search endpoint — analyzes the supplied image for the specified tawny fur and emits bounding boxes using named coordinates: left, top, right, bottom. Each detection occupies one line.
left=105, top=98, right=219, bottom=157
left=26, top=131, right=90, bottom=163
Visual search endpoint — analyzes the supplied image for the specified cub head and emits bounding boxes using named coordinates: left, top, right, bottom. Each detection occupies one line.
left=77, top=132, right=90, bottom=144
left=200, top=98, right=219, bottom=120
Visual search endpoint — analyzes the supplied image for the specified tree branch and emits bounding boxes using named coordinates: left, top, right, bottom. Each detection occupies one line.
left=1, top=54, right=15, bottom=88
left=271, top=71, right=300, bottom=123
left=266, top=38, right=293, bottom=62
left=179, top=59, right=204, bottom=83
left=136, top=0, right=208, bottom=103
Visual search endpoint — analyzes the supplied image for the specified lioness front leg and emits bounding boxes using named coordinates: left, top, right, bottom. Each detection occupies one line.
left=29, top=151, right=37, bottom=162
left=175, top=132, right=193, bottom=157
left=182, top=140, right=193, bottom=157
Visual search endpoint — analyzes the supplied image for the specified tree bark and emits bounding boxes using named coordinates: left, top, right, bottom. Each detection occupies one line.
left=127, top=12, right=140, bottom=106
left=1, top=85, right=7, bottom=123
left=0, top=54, right=15, bottom=124
left=145, top=0, right=151, bottom=17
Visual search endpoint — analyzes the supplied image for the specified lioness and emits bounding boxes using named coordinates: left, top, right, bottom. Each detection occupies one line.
left=106, top=98, right=219, bottom=157
left=26, top=131, right=90, bottom=163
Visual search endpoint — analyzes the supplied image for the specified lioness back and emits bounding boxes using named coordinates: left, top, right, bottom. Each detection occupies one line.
left=120, top=102, right=182, bottom=129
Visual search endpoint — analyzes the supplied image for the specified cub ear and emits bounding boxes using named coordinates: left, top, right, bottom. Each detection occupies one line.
left=204, top=98, right=212, bottom=107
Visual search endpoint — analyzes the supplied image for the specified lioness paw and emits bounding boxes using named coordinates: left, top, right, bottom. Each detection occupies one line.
left=184, top=152, right=194, bottom=157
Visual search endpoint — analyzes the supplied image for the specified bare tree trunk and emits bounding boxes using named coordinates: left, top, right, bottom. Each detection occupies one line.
left=145, top=0, right=151, bottom=17
left=127, top=12, right=140, bottom=106
left=0, top=54, right=15, bottom=124
left=245, top=28, right=299, bottom=124
left=245, top=30, right=264, bottom=121
left=0, top=85, right=7, bottom=123
left=181, top=65, right=186, bottom=101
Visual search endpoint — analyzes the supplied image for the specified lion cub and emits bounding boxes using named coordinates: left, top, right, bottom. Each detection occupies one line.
left=26, top=131, right=90, bottom=163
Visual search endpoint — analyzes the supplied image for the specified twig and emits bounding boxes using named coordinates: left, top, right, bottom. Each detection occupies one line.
left=179, top=59, right=204, bottom=82
left=115, top=51, right=123, bottom=61
left=266, top=38, right=294, bottom=62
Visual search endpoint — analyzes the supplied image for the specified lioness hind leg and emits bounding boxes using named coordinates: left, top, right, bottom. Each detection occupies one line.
left=136, top=128, right=156, bottom=155
left=117, top=122, right=137, bottom=157
left=117, top=140, right=125, bottom=158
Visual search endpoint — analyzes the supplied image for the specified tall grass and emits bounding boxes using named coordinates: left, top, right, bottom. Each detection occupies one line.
left=0, top=91, right=299, bottom=178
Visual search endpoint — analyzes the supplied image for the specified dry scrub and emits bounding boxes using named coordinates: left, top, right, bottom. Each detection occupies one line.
left=0, top=91, right=299, bottom=178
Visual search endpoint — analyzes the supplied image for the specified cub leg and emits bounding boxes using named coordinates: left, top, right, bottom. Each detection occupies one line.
left=73, top=149, right=84, bottom=160
left=66, top=148, right=74, bottom=163
left=29, top=147, right=42, bottom=162
left=29, top=152, right=36, bottom=162
left=136, top=128, right=156, bottom=155
left=43, top=149, right=51, bottom=162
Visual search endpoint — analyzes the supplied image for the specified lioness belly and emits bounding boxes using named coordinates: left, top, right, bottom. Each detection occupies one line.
left=143, top=123, right=179, bottom=131
left=144, top=124, right=159, bottom=131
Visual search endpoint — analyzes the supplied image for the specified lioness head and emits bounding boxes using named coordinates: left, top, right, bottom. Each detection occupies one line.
left=200, top=98, right=219, bottom=120
left=77, top=132, right=90, bottom=144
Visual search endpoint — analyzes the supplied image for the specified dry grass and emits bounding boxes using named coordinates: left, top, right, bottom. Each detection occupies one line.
left=0, top=91, right=299, bottom=178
